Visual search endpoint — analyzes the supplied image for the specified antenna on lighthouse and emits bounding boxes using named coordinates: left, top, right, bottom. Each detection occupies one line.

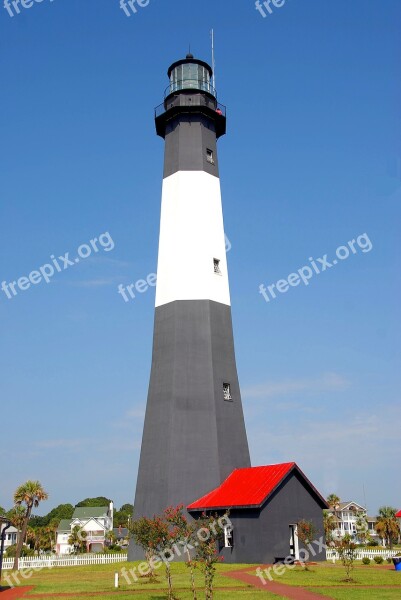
left=211, top=29, right=216, bottom=90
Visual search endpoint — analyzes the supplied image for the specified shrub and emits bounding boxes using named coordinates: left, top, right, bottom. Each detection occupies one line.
left=5, top=544, right=35, bottom=558
left=362, top=557, right=370, bottom=565
left=373, top=555, right=384, bottom=564
left=386, top=557, right=392, bottom=563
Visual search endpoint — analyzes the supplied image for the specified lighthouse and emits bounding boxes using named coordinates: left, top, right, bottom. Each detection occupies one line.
left=129, top=55, right=250, bottom=558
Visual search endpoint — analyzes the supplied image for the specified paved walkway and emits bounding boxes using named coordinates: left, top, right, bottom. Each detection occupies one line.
left=0, top=587, right=33, bottom=599
left=225, top=566, right=332, bottom=600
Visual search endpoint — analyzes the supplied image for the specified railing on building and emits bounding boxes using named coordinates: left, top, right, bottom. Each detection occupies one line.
left=155, top=97, right=226, bottom=120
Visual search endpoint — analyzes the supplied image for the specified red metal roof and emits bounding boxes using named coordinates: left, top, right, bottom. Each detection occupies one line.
left=396, top=509, right=401, bottom=518
left=188, top=462, right=296, bottom=510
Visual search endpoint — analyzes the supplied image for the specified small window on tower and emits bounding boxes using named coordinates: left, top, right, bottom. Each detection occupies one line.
left=206, top=148, right=214, bottom=164
left=213, top=258, right=221, bottom=274
left=223, top=383, right=232, bottom=401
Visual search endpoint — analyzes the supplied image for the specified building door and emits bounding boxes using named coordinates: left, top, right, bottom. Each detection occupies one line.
left=289, top=524, right=299, bottom=561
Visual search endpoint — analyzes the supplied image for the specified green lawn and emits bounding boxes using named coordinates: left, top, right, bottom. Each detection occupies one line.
left=263, top=562, right=399, bottom=587
left=5, top=561, right=284, bottom=598
left=4, top=559, right=401, bottom=599
left=312, top=591, right=401, bottom=600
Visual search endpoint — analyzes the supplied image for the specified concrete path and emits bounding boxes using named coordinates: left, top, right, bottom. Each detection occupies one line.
left=0, top=587, right=33, bottom=599
left=225, top=566, right=332, bottom=600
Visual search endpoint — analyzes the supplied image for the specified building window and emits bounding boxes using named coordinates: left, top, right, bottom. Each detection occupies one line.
left=223, top=383, right=232, bottom=401
left=206, top=148, right=214, bottom=164
left=213, top=258, right=221, bottom=274
left=223, top=525, right=233, bottom=548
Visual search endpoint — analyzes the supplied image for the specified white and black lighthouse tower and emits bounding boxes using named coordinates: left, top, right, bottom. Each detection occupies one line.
left=129, top=55, right=250, bottom=557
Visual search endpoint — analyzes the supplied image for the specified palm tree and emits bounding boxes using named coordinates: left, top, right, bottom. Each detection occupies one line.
left=12, top=480, right=49, bottom=570
left=45, top=520, right=58, bottom=552
left=375, top=506, right=400, bottom=549
left=68, top=526, right=87, bottom=554
left=327, top=494, right=341, bottom=511
left=7, top=505, right=25, bottom=531
left=323, top=510, right=337, bottom=542
left=105, top=530, right=116, bottom=546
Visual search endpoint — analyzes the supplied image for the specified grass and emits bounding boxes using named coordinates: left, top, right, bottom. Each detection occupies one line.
left=4, top=561, right=284, bottom=598
left=312, top=591, right=401, bottom=600
left=264, top=562, right=399, bottom=587
left=3, top=559, right=400, bottom=599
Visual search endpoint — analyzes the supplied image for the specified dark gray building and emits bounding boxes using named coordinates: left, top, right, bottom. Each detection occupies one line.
left=188, top=462, right=328, bottom=564
left=128, top=55, right=250, bottom=560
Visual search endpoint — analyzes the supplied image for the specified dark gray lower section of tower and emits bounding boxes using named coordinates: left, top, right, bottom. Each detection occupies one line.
left=128, top=300, right=250, bottom=560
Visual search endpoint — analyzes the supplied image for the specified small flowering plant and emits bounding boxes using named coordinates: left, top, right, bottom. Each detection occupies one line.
left=193, top=512, right=226, bottom=600
left=297, top=519, right=318, bottom=571
left=164, top=505, right=198, bottom=600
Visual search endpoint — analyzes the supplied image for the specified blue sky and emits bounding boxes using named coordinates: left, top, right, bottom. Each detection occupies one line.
left=0, top=0, right=400, bottom=517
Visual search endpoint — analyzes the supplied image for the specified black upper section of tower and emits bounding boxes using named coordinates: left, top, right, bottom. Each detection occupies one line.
left=155, top=55, right=226, bottom=140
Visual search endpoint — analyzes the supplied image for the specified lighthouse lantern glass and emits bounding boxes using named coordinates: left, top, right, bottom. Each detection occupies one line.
left=170, top=63, right=211, bottom=94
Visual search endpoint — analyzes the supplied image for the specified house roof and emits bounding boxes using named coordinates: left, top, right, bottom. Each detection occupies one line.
left=72, top=506, right=108, bottom=519
left=0, top=524, right=18, bottom=533
left=57, top=519, right=72, bottom=532
left=396, top=510, right=401, bottom=518
left=187, top=462, right=328, bottom=511
left=336, top=501, right=366, bottom=511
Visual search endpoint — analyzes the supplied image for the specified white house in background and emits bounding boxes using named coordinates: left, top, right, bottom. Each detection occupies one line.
left=0, top=524, right=19, bottom=549
left=56, top=502, right=114, bottom=555
left=328, top=501, right=380, bottom=543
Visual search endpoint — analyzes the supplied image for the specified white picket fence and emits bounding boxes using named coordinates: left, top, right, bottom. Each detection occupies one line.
left=1, top=552, right=128, bottom=571
left=2, top=549, right=398, bottom=570
left=326, top=548, right=399, bottom=562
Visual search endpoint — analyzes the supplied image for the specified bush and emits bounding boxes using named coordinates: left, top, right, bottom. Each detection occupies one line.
left=386, top=557, right=392, bottom=563
left=5, top=544, right=35, bottom=558
left=373, top=555, right=384, bottom=564
left=362, top=557, right=370, bottom=565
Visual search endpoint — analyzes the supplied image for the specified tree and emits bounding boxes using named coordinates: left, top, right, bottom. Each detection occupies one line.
left=129, top=516, right=159, bottom=582
left=12, top=480, right=49, bottom=570
left=375, top=507, right=400, bottom=549
left=193, top=513, right=225, bottom=600
left=45, top=520, right=59, bottom=551
left=105, top=530, right=116, bottom=546
left=68, top=525, right=87, bottom=554
left=334, top=534, right=358, bottom=582
left=296, top=520, right=318, bottom=570
left=75, top=497, right=111, bottom=508
left=148, top=515, right=178, bottom=600
left=355, top=513, right=369, bottom=545
left=30, top=503, right=74, bottom=529
left=165, top=505, right=198, bottom=600
left=114, top=504, right=134, bottom=527
left=0, top=506, right=6, bottom=516
left=7, top=506, right=25, bottom=531
left=327, top=494, right=341, bottom=511
left=323, top=510, right=337, bottom=543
